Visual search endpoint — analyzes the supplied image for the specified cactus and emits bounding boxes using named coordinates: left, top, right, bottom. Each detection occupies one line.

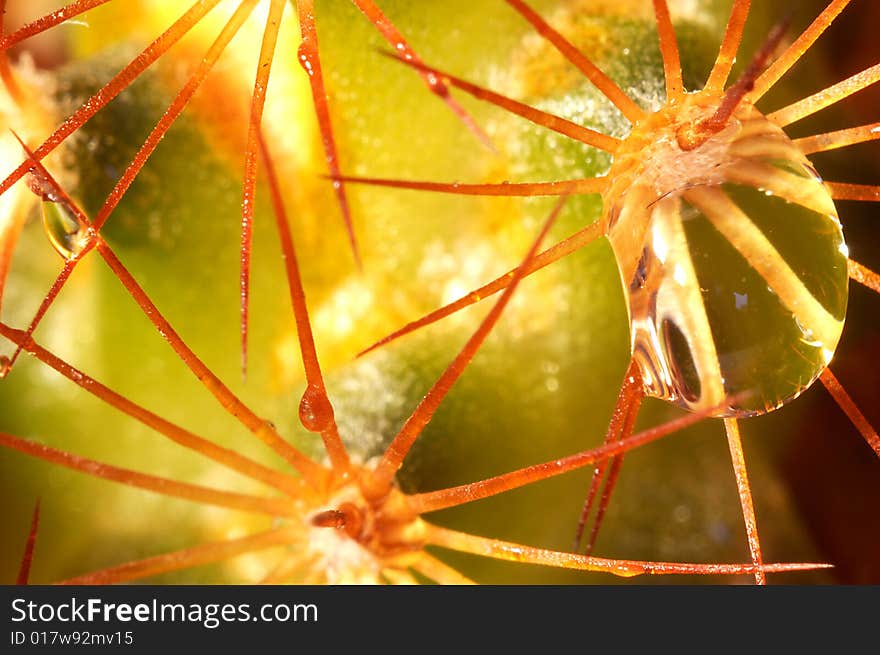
left=0, top=0, right=878, bottom=585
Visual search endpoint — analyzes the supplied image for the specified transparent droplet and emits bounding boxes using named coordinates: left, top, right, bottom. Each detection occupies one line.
left=41, top=199, right=90, bottom=259
left=299, top=384, right=335, bottom=433
left=297, top=41, right=315, bottom=77
left=606, top=100, right=848, bottom=417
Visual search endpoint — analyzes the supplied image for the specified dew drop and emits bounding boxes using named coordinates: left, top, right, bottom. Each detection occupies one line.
left=299, top=384, right=335, bottom=433
left=605, top=99, right=847, bottom=417
left=40, top=199, right=90, bottom=259
left=297, top=41, right=315, bottom=77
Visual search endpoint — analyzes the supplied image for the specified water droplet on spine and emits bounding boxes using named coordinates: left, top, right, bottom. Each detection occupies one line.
left=297, top=41, right=315, bottom=77
left=604, top=96, right=847, bottom=417
left=40, top=199, right=90, bottom=259
left=299, top=384, right=334, bottom=433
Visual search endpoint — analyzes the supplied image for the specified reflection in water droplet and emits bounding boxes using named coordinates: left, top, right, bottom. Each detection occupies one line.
left=605, top=99, right=848, bottom=417
left=299, top=384, right=335, bottom=433
left=41, top=200, right=91, bottom=259
left=619, top=182, right=847, bottom=417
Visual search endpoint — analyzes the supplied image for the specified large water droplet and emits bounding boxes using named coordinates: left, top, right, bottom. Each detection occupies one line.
left=606, top=99, right=848, bottom=417
left=299, top=384, right=335, bottom=433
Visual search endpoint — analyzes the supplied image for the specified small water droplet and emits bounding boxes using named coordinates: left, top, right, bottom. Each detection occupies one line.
left=40, top=199, right=90, bottom=259
left=299, top=384, right=334, bottom=433
left=297, top=42, right=315, bottom=76
left=0, top=355, right=10, bottom=378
